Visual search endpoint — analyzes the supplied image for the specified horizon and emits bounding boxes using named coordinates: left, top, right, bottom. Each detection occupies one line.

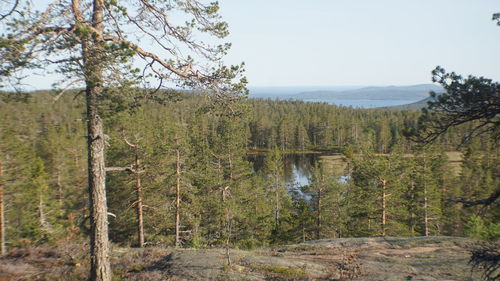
left=248, top=83, right=440, bottom=89
left=8, top=83, right=441, bottom=92
left=13, top=0, right=500, bottom=90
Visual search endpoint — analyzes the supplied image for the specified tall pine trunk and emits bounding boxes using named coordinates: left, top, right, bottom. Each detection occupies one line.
left=0, top=161, right=5, bottom=256
left=422, top=158, right=430, bottom=237
left=316, top=188, right=322, bottom=240
left=85, top=85, right=111, bottom=281
left=82, top=1, right=111, bottom=279
left=423, top=183, right=429, bottom=236
left=135, top=150, right=144, bottom=248
left=380, top=179, right=387, bottom=237
left=175, top=148, right=181, bottom=248
left=38, top=192, right=47, bottom=233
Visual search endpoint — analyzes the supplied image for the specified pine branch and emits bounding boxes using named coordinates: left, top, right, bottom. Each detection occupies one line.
left=451, top=188, right=500, bottom=207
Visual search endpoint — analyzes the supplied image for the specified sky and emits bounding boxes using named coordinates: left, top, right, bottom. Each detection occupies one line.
left=12, top=0, right=500, bottom=88
left=219, top=0, right=500, bottom=86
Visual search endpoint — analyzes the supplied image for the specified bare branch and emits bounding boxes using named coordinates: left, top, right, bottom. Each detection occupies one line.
left=102, top=35, right=199, bottom=79
left=123, top=138, right=137, bottom=148
left=105, top=166, right=134, bottom=173
left=450, top=188, right=500, bottom=207
left=0, top=0, right=19, bottom=21
left=53, top=78, right=84, bottom=102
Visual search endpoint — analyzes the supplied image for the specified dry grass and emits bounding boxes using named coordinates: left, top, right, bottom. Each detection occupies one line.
left=0, top=242, right=89, bottom=281
left=0, top=243, right=173, bottom=281
left=319, top=154, right=348, bottom=175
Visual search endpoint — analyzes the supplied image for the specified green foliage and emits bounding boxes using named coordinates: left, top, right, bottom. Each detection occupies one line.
left=259, top=265, right=307, bottom=279
left=464, top=215, right=500, bottom=242
left=409, top=66, right=500, bottom=145
left=247, top=99, right=428, bottom=152
left=465, top=215, right=488, bottom=240
left=0, top=90, right=497, bottom=247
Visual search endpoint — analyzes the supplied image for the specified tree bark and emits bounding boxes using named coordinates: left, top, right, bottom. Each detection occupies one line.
left=274, top=157, right=280, bottom=230
left=56, top=168, right=63, bottom=207
left=85, top=89, right=111, bottom=281
left=422, top=158, right=429, bottom=236
left=275, top=188, right=280, bottom=229
left=135, top=149, right=144, bottom=248
left=302, top=222, right=306, bottom=243
left=38, top=191, right=47, bottom=232
left=380, top=179, right=387, bottom=237
left=316, top=187, right=322, bottom=240
left=0, top=161, right=5, bottom=256
left=82, top=0, right=111, bottom=279
left=175, top=148, right=181, bottom=248
left=424, top=183, right=429, bottom=237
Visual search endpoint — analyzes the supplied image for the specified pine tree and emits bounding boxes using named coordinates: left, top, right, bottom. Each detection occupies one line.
left=349, top=146, right=411, bottom=236
left=410, top=148, right=445, bottom=236
left=263, top=147, right=286, bottom=237
left=1, top=1, right=246, bottom=278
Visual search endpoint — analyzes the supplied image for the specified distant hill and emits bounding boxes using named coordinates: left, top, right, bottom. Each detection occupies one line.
left=248, top=84, right=444, bottom=109
left=249, top=86, right=363, bottom=98
left=287, top=84, right=443, bottom=101
left=385, top=93, right=439, bottom=111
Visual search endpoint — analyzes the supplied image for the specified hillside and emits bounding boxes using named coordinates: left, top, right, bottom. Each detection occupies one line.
left=384, top=94, right=440, bottom=111
left=0, top=236, right=493, bottom=280
left=250, top=84, right=443, bottom=102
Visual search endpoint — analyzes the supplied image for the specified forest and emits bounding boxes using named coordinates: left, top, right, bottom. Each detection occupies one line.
left=0, top=1, right=499, bottom=280
left=1, top=90, right=498, bottom=251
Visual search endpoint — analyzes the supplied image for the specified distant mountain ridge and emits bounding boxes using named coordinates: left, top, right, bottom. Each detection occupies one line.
left=288, top=84, right=443, bottom=101
left=250, top=84, right=443, bottom=101
left=384, top=93, right=440, bottom=111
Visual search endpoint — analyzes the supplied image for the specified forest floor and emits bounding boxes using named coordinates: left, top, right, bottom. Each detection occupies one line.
left=0, top=236, right=493, bottom=281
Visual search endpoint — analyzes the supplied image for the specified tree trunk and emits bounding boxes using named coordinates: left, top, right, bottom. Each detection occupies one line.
left=175, top=148, right=181, bottom=248
left=380, top=179, right=387, bottom=237
left=56, top=168, right=63, bottom=207
left=274, top=158, right=280, bottom=230
left=302, top=222, right=306, bottom=243
left=316, top=188, right=322, bottom=240
left=38, top=192, right=47, bottom=232
left=86, top=89, right=111, bottom=281
left=275, top=188, right=280, bottom=229
left=409, top=179, right=416, bottom=235
left=82, top=0, right=111, bottom=279
left=228, top=149, right=233, bottom=181
left=0, top=161, right=5, bottom=256
left=135, top=150, right=144, bottom=248
left=424, top=183, right=429, bottom=237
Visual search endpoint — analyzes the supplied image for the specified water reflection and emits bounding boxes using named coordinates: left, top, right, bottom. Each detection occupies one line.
left=247, top=153, right=325, bottom=187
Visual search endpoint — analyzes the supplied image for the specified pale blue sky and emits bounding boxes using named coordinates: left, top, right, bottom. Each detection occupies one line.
left=219, top=0, right=500, bottom=86
left=18, top=0, right=500, bottom=88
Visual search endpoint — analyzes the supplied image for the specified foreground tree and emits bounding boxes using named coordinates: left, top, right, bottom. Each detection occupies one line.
left=0, top=1, right=246, bottom=280
left=409, top=14, right=499, bottom=146
left=407, top=15, right=499, bottom=207
left=409, top=66, right=499, bottom=145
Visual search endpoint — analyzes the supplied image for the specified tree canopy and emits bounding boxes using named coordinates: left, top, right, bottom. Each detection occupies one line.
left=409, top=66, right=499, bottom=145
left=0, top=1, right=246, bottom=280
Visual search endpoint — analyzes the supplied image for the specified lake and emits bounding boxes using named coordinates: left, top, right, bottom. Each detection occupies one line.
left=302, top=99, right=415, bottom=108
left=246, top=151, right=462, bottom=188
left=247, top=152, right=348, bottom=188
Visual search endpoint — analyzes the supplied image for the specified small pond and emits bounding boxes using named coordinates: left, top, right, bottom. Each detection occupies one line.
left=246, top=152, right=348, bottom=187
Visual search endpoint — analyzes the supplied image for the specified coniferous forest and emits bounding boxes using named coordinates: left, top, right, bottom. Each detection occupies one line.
left=0, top=1, right=499, bottom=280
left=1, top=90, right=498, bottom=251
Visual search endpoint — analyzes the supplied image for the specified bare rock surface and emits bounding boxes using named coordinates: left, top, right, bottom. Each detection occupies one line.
left=0, top=236, right=494, bottom=280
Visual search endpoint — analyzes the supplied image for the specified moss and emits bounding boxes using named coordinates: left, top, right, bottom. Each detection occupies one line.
left=260, top=265, right=307, bottom=279
left=129, top=265, right=145, bottom=272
